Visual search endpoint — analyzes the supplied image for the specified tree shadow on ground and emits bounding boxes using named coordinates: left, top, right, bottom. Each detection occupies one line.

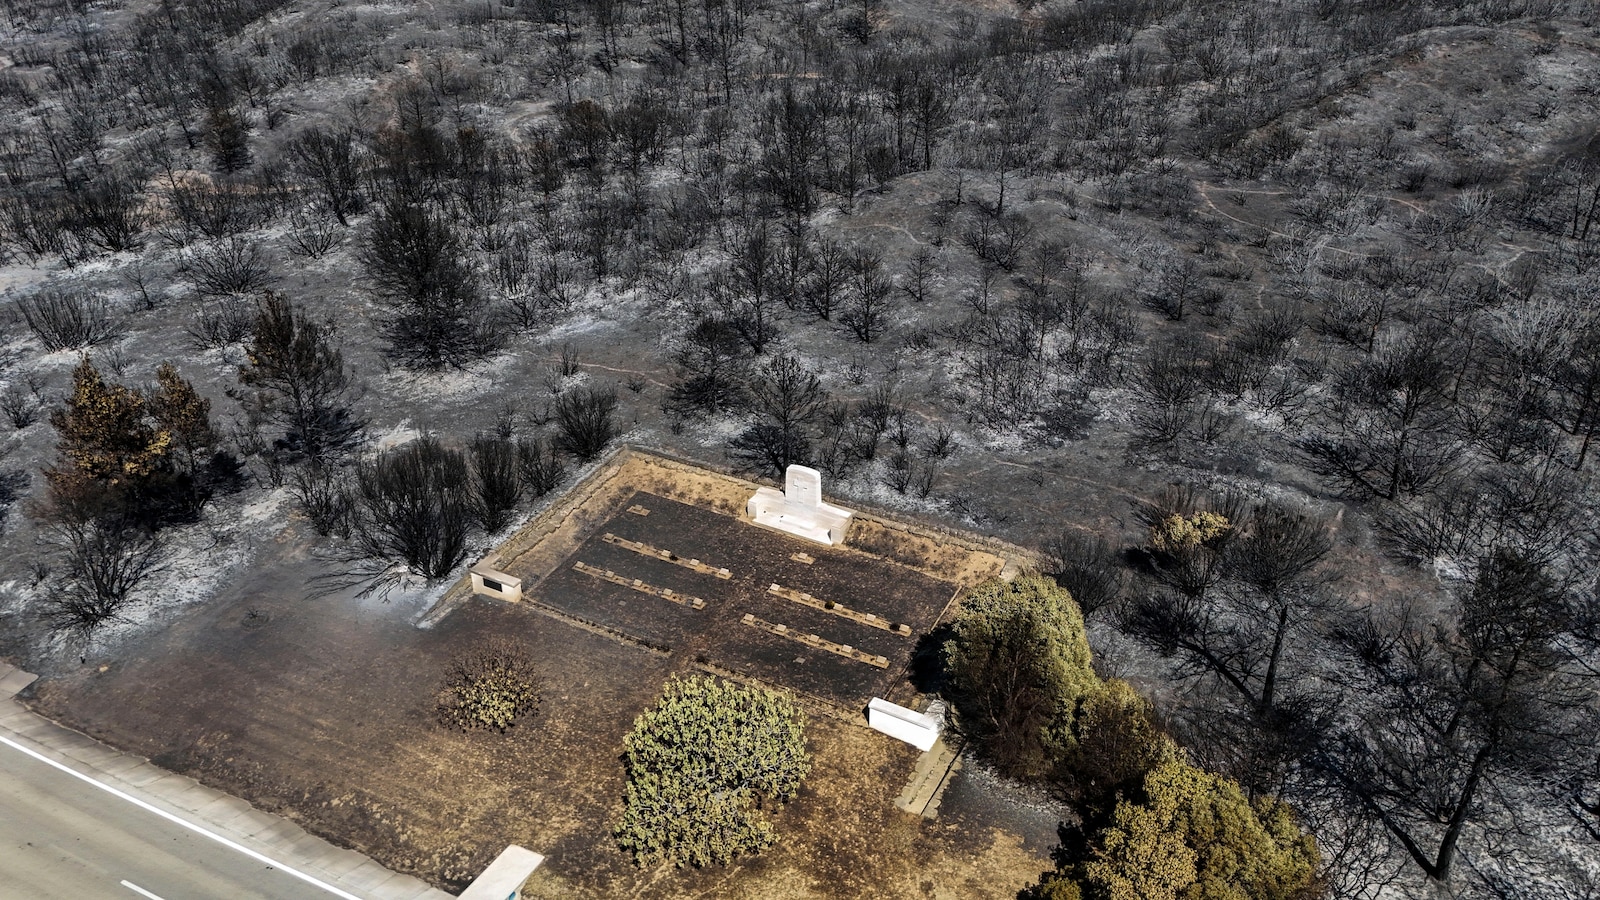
left=909, top=622, right=954, bottom=697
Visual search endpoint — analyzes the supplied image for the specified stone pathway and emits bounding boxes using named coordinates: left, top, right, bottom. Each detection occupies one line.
left=894, top=737, right=962, bottom=819
left=0, top=662, right=454, bottom=900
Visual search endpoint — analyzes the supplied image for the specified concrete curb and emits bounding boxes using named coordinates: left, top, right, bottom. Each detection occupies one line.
left=0, top=662, right=455, bottom=900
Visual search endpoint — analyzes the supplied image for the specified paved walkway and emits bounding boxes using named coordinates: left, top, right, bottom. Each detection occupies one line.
left=0, top=662, right=455, bottom=900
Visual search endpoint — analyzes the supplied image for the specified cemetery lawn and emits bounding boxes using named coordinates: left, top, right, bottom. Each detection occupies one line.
left=24, top=451, right=1052, bottom=897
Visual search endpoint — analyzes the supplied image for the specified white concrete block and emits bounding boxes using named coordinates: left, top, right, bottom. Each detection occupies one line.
left=470, top=556, right=523, bottom=603
left=869, top=698, right=946, bottom=752
left=460, top=845, right=545, bottom=900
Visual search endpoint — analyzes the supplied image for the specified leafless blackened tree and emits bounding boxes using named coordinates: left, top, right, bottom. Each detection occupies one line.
left=1299, top=327, right=1463, bottom=501
left=729, top=354, right=828, bottom=479
left=165, top=178, right=273, bottom=243
left=38, top=510, right=166, bottom=637
left=1140, top=256, right=1221, bottom=322
left=715, top=222, right=783, bottom=354
left=1128, top=337, right=1213, bottom=453
left=900, top=247, right=938, bottom=304
left=0, top=375, right=48, bottom=429
left=185, top=297, right=256, bottom=351
left=799, top=236, right=850, bottom=321
left=664, top=316, right=748, bottom=422
left=516, top=435, right=567, bottom=498
left=1039, top=531, right=1126, bottom=618
left=755, top=85, right=825, bottom=227
left=839, top=249, right=895, bottom=344
left=342, top=437, right=474, bottom=590
left=360, top=201, right=497, bottom=369
left=285, top=211, right=340, bottom=260
left=366, top=84, right=457, bottom=205
left=62, top=169, right=147, bottom=256
left=203, top=100, right=252, bottom=173
left=1378, top=462, right=1585, bottom=571
left=1318, top=550, right=1597, bottom=882
left=287, top=125, right=365, bottom=226
left=962, top=210, right=1034, bottom=272
left=553, top=386, right=619, bottom=462
left=236, top=292, right=366, bottom=464
left=290, top=463, right=352, bottom=537
left=469, top=433, right=519, bottom=532
left=1549, top=316, right=1600, bottom=469
left=884, top=418, right=955, bottom=499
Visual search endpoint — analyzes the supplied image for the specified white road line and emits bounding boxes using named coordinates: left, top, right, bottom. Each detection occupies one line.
left=0, top=734, right=366, bottom=900
left=121, top=880, right=167, bottom=899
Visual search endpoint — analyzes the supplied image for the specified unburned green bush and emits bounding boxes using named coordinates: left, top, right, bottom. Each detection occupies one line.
left=615, top=675, right=810, bottom=868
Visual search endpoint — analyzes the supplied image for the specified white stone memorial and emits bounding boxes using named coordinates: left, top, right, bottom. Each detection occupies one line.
left=868, top=698, right=946, bottom=751
left=747, top=465, right=854, bottom=546
left=470, top=554, right=523, bottom=603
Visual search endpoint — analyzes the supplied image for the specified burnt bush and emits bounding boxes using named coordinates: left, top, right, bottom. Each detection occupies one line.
left=16, top=289, right=120, bottom=351
left=517, top=435, right=567, bottom=497
left=39, top=512, right=167, bottom=637
left=291, top=464, right=352, bottom=537
left=187, top=297, right=256, bottom=350
left=554, top=386, right=619, bottom=462
left=469, top=433, right=520, bottom=532
left=185, top=236, right=276, bottom=298
left=348, top=437, right=473, bottom=581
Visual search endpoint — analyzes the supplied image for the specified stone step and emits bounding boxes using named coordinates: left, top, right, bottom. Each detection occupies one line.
left=893, top=737, right=961, bottom=818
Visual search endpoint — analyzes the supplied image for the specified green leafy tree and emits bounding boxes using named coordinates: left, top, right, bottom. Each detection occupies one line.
left=46, top=357, right=228, bottom=522
left=48, top=356, right=172, bottom=493
left=148, top=361, right=230, bottom=513
left=943, top=574, right=1098, bottom=780
left=1062, top=678, right=1171, bottom=818
left=149, top=362, right=221, bottom=481
left=1081, top=755, right=1321, bottom=900
left=615, top=676, right=810, bottom=868
left=1035, top=755, right=1322, bottom=900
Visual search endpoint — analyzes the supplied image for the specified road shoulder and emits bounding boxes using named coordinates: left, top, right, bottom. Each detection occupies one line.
left=0, top=661, right=452, bottom=900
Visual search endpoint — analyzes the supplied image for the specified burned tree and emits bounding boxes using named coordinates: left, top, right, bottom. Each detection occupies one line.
left=360, top=202, right=497, bottom=370
left=1320, top=550, right=1595, bottom=882
left=730, top=354, right=828, bottom=479
left=237, top=292, right=365, bottom=464
left=344, top=437, right=474, bottom=587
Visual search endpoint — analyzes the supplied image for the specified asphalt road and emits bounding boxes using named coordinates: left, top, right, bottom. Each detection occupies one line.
left=0, top=741, right=352, bottom=900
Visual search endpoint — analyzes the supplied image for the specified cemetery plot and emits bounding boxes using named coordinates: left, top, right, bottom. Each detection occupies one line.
left=741, top=613, right=892, bottom=668
left=529, top=491, right=960, bottom=707
left=766, top=583, right=915, bottom=635
left=600, top=533, right=732, bottom=579
left=572, top=561, right=708, bottom=608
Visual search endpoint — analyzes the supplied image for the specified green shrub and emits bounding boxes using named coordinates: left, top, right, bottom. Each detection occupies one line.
left=1061, top=678, right=1171, bottom=818
left=615, top=675, right=810, bottom=868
